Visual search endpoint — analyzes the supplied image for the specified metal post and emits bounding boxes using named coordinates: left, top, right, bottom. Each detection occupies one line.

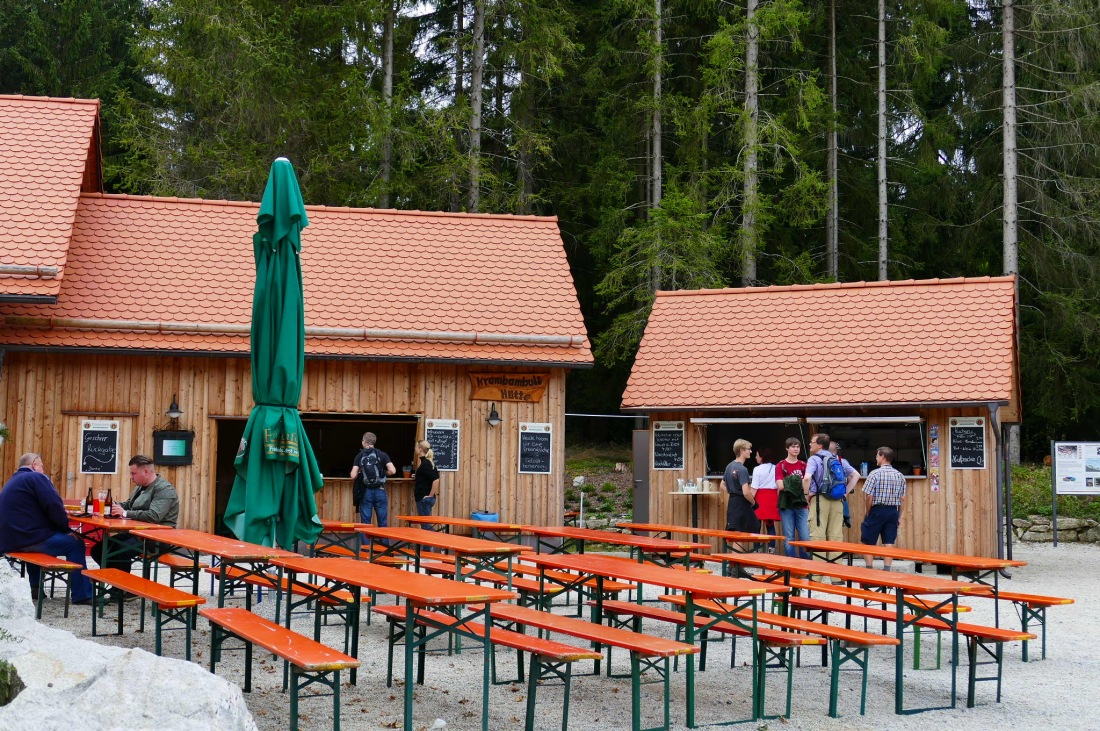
left=1051, top=440, right=1059, bottom=547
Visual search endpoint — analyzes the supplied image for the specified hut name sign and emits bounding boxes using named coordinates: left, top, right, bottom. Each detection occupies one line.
left=468, top=373, right=549, bottom=402
left=652, top=421, right=685, bottom=471
left=425, top=419, right=460, bottom=472
left=949, top=417, right=986, bottom=470
left=81, top=419, right=119, bottom=474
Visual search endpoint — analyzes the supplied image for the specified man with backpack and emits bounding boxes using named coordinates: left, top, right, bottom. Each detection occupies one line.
left=802, top=433, right=859, bottom=569
left=351, top=432, right=396, bottom=528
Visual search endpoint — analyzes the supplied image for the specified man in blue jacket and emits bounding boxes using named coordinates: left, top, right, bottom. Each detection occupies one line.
left=0, top=453, right=94, bottom=605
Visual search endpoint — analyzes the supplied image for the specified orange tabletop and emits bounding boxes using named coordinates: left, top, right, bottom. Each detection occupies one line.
left=399, top=515, right=526, bottom=533
left=617, top=522, right=783, bottom=545
left=711, top=551, right=986, bottom=596
left=143, top=529, right=301, bottom=560
left=319, top=519, right=366, bottom=532
left=789, top=540, right=1027, bottom=571
left=69, top=514, right=173, bottom=532
left=356, top=526, right=529, bottom=556
left=523, top=525, right=709, bottom=560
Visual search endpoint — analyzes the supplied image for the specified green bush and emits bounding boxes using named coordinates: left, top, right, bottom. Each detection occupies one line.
left=1011, top=464, right=1100, bottom=520
left=565, top=489, right=579, bottom=502
left=600, top=482, right=617, bottom=493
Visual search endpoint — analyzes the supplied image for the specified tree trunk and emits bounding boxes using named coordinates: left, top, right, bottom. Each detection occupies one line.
left=650, top=0, right=663, bottom=291
left=741, top=0, right=759, bottom=287
left=877, top=0, right=888, bottom=280
left=826, top=0, right=839, bottom=280
left=1003, top=0, right=1021, bottom=465
left=468, top=0, right=486, bottom=212
left=455, top=0, right=464, bottom=97
left=380, top=2, right=395, bottom=209
left=517, top=67, right=534, bottom=215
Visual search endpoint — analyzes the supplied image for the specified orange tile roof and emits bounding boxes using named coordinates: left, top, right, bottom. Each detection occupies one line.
left=0, top=194, right=591, bottom=366
left=0, top=95, right=99, bottom=299
left=622, top=277, right=1018, bottom=410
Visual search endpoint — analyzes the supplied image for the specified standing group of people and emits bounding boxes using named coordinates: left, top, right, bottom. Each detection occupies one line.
left=0, top=452, right=179, bottom=605
left=721, top=433, right=907, bottom=564
left=350, top=432, right=441, bottom=529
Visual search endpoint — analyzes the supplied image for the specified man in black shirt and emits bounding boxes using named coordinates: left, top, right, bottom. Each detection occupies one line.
left=351, top=432, right=396, bottom=527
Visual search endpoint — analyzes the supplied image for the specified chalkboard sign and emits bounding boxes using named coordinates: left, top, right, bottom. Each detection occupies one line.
left=652, top=421, right=685, bottom=471
left=81, top=419, right=119, bottom=474
left=519, top=422, right=553, bottom=474
left=949, top=417, right=986, bottom=470
left=425, top=419, right=460, bottom=472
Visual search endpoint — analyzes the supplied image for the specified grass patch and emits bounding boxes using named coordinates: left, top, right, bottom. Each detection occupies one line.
left=1012, top=463, right=1100, bottom=520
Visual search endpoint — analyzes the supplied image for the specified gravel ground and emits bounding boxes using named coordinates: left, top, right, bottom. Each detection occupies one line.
left=27, top=542, right=1099, bottom=731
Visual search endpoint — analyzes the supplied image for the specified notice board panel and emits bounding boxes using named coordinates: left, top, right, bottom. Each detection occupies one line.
left=1052, top=441, right=1100, bottom=495
left=81, top=419, right=120, bottom=474
left=425, top=419, right=460, bottom=472
left=652, top=421, right=685, bottom=471
left=519, top=422, right=552, bottom=474
left=949, top=417, right=986, bottom=470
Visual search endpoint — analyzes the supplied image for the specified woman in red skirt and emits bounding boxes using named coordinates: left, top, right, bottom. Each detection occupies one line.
left=750, top=447, right=781, bottom=537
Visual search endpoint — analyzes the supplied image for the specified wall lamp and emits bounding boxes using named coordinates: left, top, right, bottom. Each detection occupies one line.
left=487, top=403, right=502, bottom=428
left=166, top=395, right=183, bottom=424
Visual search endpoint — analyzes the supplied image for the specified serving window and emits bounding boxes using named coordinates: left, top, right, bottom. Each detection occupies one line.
left=693, top=417, right=804, bottom=476
left=808, top=417, right=927, bottom=477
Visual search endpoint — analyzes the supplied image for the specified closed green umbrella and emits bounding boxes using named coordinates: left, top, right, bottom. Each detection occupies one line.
left=224, top=157, right=323, bottom=548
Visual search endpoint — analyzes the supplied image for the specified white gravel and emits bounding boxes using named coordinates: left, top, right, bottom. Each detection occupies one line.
left=24, top=542, right=1100, bottom=731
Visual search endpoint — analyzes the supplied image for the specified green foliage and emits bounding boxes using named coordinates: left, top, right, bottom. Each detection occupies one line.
left=600, top=482, right=617, bottom=493
left=1011, top=464, right=1100, bottom=521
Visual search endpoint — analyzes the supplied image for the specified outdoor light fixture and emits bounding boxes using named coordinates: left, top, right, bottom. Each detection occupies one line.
left=166, top=395, right=183, bottom=422
left=487, top=403, right=502, bottom=428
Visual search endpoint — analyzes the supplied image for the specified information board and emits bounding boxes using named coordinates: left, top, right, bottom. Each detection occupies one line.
left=425, top=419, right=460, bottom=472
left=81, top=419, right=119, bottom=474
left=949, top=417, right=986, bottom=470
left=518, top=422, right=553, bottom=474
left=1052, top=441, right=1100, bottom=495
left=652, top=421, right=685, bottom=471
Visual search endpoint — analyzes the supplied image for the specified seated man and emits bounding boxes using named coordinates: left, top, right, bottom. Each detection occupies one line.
left=0, top=453, right=94, bottom=605
left=90, top=455, right=179, bottom=583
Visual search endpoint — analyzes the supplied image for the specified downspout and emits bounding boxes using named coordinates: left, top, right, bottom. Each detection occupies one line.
left=988, top=403, right=1011, bottom=576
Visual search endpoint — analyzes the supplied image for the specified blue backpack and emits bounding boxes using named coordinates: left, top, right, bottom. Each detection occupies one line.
left=816, top=453, right=848, bottom=501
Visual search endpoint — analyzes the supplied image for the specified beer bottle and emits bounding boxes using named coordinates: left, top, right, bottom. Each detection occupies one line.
left=103, top=488, right=113, bottom=518
left=84, top=487, right=94, bottom=514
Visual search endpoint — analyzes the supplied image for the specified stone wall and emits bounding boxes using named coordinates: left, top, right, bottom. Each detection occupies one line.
left=1013, top=516, right=1100, bottom=543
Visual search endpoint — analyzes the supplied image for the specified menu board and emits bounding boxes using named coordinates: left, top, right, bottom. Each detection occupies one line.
left=81, top=419, right=120, bottom=474
left=1053, top=442, right=1100, bottom=495
left=518, top=422, right=553, bottom=474
left=652, top=421, right=685, bottom=471
left=949, top=417, right=986, bottom=470
left=425, top=419, right=460, bottom=472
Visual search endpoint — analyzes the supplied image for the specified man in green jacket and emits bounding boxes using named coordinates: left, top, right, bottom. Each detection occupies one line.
left=91, top=455, right=180, bottom=577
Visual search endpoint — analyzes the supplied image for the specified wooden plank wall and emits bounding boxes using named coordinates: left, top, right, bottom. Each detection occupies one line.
left=648, top=407, right=999, bottom=556
left=0, top=351, right=566, bottom=535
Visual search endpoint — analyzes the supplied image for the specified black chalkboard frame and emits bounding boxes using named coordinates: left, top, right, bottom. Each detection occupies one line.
left=949, top=418, right=986, bottom=470
left=652, top=421, right=685, bottom=471
left=80, top=419, right=120, bottom=475
left=518, top=422, right=553, bottom=474
left=425, top=419, right=460, bottom=472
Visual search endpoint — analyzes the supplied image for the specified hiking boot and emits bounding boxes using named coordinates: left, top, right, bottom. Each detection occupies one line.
left=72, top=598, right=95, bottom=606
left=30, top=587, right=40, bottom=602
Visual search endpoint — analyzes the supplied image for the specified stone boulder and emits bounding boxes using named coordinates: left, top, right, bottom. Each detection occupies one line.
left=0, top=563, right=256, bottom=731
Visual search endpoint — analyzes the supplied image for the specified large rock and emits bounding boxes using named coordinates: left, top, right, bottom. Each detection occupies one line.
left=1056, top=518, right=1088, bottom=530
left=0, top=563, right=256, bottom=731
left=1021, top=530, right=1054, bottom=542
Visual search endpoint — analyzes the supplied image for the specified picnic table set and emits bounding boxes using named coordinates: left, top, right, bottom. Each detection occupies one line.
left=11, top=510, right=1073, bottom=731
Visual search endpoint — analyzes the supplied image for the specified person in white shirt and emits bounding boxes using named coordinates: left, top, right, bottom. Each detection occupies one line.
left=750, top=447, right=780, bottom=537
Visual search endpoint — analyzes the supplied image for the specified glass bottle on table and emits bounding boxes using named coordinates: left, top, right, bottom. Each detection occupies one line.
left=84, top=487, right=94, bottom=514
left=103, top=488, right=113, bottom=518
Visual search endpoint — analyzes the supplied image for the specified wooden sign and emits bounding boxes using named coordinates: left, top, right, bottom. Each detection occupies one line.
left=81, top=419, right=119, bottom=474
left=469, top=373, right=549, bottom=403
left=425, top=419, right=460, bottom=472
left=949, top=417, right=986, bottom=470
left=652, top=421, right=685, bottom=471
left=519, top=422, right=553, bottom=474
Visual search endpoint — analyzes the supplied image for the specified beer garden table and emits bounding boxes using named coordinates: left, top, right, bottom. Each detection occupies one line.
left=522, top=525, right=709, bottom=568
left=399, top=514, right=527, bottom=543
left=714, top=550, right=988, bottom=714
left=270, top=556, right=516, bottom=731
left=356, top=526, right=529, bottom=589
left=617, top=522, right=783, bottom=555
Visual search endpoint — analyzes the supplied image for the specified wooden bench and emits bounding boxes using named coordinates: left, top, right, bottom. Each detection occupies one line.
left=599, top=599, right=841, bottom=719
left=416, top=561, right=565, bottom=608
left=82, top=568, right=205, bottom=659
left=489, top=603, right=697, bottom=731
left=661, top=593, right=899, bottom=717
left=204, top=565, right=364, bottom=652
left=313, top=543, right=411, bottom=567
left=5, top=552, right=83, bottom=619
left=372, top=605, right=600, bottom=731
left=788, top=595, right=1035, bottom=707
left=988, top=590, right=1073, bottom=661
left=201, top=607, right=359, bottom=731
left=143, top=552, right=209, bottom=594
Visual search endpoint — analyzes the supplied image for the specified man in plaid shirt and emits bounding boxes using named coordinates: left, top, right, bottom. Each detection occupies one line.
left=860, top=446, right=907, bottom=570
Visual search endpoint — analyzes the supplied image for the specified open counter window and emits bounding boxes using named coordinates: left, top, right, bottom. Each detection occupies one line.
left=807, top=416, right=927, bottom=477
left=692, top=417, right=804, bottom=476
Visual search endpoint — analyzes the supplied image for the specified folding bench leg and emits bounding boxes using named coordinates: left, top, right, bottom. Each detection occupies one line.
left=828, top=641, right=870, bottom=718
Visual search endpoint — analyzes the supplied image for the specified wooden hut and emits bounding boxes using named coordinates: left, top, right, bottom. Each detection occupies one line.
left=623, top=278, right=1020, bottom=557
left=0, top=95, right=592, bottom=533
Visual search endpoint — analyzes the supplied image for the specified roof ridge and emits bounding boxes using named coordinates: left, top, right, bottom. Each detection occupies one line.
left=0, top=94, right=100, bottom=108
left=80, top=192, right=558, bottom=222
left=655, top=275, right=1016, bottom=297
